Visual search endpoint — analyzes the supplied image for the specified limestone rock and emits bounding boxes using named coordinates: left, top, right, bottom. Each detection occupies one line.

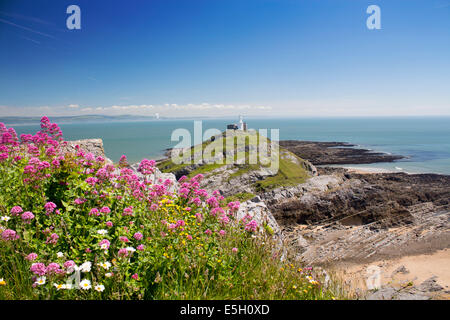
left=64, top=139, right=113, bottom=163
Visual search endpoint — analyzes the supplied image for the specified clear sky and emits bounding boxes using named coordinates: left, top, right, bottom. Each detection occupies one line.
left=1, top=0, right=449, bottom=117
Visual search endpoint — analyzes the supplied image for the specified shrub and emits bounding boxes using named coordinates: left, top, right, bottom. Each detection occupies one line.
left=0, top=117, right=345, bottom=300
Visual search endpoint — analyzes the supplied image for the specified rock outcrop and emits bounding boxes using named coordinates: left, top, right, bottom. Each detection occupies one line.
left=63, top=139, right=112, bottom=163
left=280, top=140, right=404, bottom=165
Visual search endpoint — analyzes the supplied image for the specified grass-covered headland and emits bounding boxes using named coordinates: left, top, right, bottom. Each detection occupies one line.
left=0, top=117, right=347, bottom=300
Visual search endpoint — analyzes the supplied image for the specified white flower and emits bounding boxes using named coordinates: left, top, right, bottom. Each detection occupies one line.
left=97, top=229, right=108, bottom=235
left=1, top=216, right=10, bottom=222
left=54, top=283, right=65, bottom=290
left=97, top=261, right=111, bottom=270
left=126, top=247, right=136, bottom=253
left=57, top=252, right=64, bottom=258
left=94, top=284, right=105, bottom=292
left=35, top=276, right=46, bottom=285
left=79, top=279, right=91, bottom=290
left=105, top=273, right=113, bottom=278
left=80, top=261, right=92, bottom=273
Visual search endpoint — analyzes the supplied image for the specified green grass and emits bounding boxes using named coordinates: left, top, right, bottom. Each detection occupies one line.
left=187, top=163, right=225, bottom=178
left=226, top=164, right=261, bottom=181
left=157, top=159, right=189, bottom=173
left=253, top=153, right=310, bottom=192
left=224, top=192, right=256, bottom=203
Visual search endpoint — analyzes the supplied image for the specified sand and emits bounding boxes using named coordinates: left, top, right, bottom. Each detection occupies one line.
left=332, top=248, right=450, bottom=299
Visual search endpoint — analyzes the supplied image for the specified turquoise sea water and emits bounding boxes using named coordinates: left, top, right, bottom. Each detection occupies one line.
left=7, top=117, right=450, bottom=175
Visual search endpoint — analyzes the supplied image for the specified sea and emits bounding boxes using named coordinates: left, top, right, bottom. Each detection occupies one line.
left=6, top=117, right=450, bottom=175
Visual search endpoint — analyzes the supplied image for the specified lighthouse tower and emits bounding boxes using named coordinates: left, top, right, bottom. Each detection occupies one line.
left=239, top=115, right=244, bottom=130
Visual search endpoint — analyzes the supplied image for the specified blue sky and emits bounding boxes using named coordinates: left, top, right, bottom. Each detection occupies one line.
left=1, top=0, right=449, bottom=117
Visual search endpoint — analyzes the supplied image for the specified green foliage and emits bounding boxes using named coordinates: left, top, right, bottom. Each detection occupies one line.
left=224, top=192, right=256, bottom=203
left=0, top=121, right=345, bottom=300
left=254, top=153, right=310, bottom=192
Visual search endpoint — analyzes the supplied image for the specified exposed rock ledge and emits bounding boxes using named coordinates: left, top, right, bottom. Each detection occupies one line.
left=63, top=139, right=113, bottom=163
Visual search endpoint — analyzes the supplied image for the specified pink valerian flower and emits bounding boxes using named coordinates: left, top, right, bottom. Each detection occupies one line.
left=218, top=230, right=226, bottom=236
left=99, top=239, right=110, bottom=250
left=63, top=260, right=76, bottom=272
left=186, top=235, right=193, bottom=240
left=0, top=152, right=8, bottom=161
left=232, top=247, right=238, bottom=253
left=46, top=263, right=62, bottom=275
left=1, top=229, right=19, bottom=241
left=168, top=223, right=176, bottom=230
left=210, top=207, right=225, bottom=217
left=100, top=206, right=111, bottom=214
left=176, top=220, right=186, bottom=228
left=10, top=206, right=23, bottom=216
left=26, top=253, right=38, bottom=261
left=137, top=159, right=156, bottom=175
left=245, top=220, right=258, bottom=232
left=123, top=206, right=133, bottom=216
left=74, top=198, right=87, bottom=205
left=206, top=197, right=219, bottom=207
left=119, top=236, right=129, bottom=243
left=118, top=155, right=128, bottom=167
left=89, top=208, right=100, bottom=216
left=191, top=197, right=202, bottom=206
left=44, top=202, right=57, bottom=215
left=21, top=211, right=35, bottom=223
left=118, top=248, right=128, bottom=257
left=46, top=233, right=59, bottom=245
left=191, top=173, right=204, bottom=182
left=85, top=248, right=92, bottom=253
left=106, top=221, right=113, bottom=228
left=137, top=244, right=145, bottom=251
left=204, top=229, right=212, bottom=235
left=131, top=273, right=139, bottom=280
left=133, top=232, right=143, bottom=241
left=194, top=189, right=208, bottom=198
left=85, top=177, right=99, bottom=186
left=149, top=203, right=159, bottom=211
left=45, top=147, right=56, bottom=157
left=219, top=213, right=230, bottom=225
left=51, top=159, right=60, bottom=168
left=30, top=263, right=47, bottom=276
left=228, top=201, right=240, bottom=212
left=178, top=187, right=190, bottom=198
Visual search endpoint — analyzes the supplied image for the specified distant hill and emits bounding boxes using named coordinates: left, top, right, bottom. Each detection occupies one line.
left=0, top=114, right=159, bottom=125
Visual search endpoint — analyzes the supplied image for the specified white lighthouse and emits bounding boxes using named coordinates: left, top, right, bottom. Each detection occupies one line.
left=239, top=115, right=244, bottom=130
